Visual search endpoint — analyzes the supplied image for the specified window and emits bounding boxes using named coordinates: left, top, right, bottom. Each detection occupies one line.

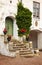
left=10, top=0, right=12, bottom=3
left=33, top=1, right=40, bottom=19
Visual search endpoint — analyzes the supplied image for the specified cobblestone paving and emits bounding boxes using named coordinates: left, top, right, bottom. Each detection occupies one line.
left=0, top=52, right=42, bottom=65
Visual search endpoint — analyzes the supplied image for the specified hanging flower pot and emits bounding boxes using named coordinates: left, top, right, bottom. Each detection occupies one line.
left=3, top=28, right=7, bottom=35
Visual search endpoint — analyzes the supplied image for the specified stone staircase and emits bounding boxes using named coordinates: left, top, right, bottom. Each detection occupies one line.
left=0, top=35, right=39, bottom=57
left=9, top=40, right=34, bottom=57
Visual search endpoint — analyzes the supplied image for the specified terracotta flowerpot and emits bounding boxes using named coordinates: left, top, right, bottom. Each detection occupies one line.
left=3, top=32, right=7, bottom=35
left=7, top=35, right=11, bottom=42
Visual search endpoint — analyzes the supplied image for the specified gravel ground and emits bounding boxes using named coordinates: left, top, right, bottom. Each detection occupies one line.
left=0, top=52, right=42, bottom=65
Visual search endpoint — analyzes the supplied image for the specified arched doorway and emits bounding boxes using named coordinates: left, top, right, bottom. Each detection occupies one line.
left=29, top=30, right=38, bottom=48
left=5, top=17, right=13, bottom=36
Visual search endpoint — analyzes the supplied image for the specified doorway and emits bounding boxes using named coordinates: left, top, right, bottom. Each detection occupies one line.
left=5, top=17, right=13, bottom=35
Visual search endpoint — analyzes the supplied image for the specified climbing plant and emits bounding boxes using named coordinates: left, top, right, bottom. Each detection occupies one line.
left=16, top=1, right=32, bottom=36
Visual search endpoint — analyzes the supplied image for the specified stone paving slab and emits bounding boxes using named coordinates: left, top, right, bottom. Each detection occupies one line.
left=0, top=52, right=42, bottom=65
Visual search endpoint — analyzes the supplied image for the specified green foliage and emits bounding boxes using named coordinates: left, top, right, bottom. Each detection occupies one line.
left=16, top=1, right=32, bottom=36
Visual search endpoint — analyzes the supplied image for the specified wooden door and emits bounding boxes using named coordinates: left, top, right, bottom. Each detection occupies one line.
left=5, top=17, right=13, bottom=35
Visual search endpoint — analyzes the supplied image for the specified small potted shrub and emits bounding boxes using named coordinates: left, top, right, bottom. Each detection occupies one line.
left=7, top=35, right=11, bottom=42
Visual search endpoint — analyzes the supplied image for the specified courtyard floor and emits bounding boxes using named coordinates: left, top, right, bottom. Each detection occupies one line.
left=0, top=52, right=42, bottom=65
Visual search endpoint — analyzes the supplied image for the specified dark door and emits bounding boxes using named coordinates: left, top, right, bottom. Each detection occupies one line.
left=5, top=17, right=13, bottom=35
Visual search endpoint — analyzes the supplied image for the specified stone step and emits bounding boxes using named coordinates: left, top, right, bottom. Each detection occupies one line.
left=9, top=48, right=29, bottom=51
left=9, top=45, right=26, bottom=51
left=21, top=48, right=28, bottom=50
left=9, top=47, right=21, bottom=51
left=19, top=49, right=32, bottom=54
left=13, top=46, right=26, bottom=48
left=20, top=54, right=34, bottom=57
left=13, top=44, right=25, bottom=46
left=20, top=49, right=30, bottom=52
left=12, top=46, right=26, bottom=48
left=9, top=49, right=16, bottom=52
left=19, top=52, right=32, bottom=55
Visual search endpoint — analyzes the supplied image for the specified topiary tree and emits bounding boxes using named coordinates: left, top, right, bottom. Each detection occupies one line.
left=16, top=1, right=32, bottom=37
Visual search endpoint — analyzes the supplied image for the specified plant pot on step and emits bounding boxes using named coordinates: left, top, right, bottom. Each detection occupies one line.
left=7, top=35, right=11, bottom=42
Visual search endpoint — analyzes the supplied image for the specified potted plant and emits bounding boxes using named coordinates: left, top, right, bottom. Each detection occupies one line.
left=3, top=28, right=8, bottom=43
left=7, top=35, right=11, bottom=42
left=19, top=28, right=26, bottom=36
